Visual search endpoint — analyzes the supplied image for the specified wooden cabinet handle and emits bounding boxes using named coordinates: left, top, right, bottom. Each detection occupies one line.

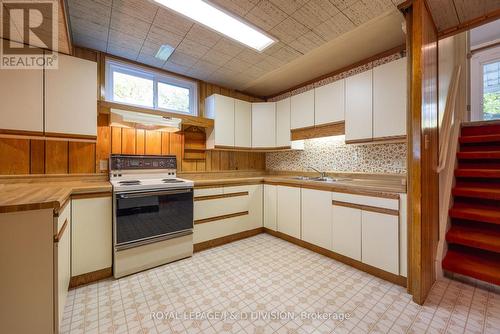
left=54, top=219, right=68, bottom=243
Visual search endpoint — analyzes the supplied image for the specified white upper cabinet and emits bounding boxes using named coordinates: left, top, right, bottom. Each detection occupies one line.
left=234, top=99, right=252, bottom=148
left=373, top=58, right=407, bottom=138
left=345, top=70, right=373, bottom=142
left=45, top=53, right=97, bottom=137
left=291, top=90, right=314, bottom=129
left=314, top=80, right=345, bottom=125
left=276, top=98, right=291, bottom=148
left=252, top=102, right=276, bottom=148
left=205, top=94, right=235, bottom=148
left=301, top=189, right=332, bottom=250
left=0, top=65, right=43, bottom=133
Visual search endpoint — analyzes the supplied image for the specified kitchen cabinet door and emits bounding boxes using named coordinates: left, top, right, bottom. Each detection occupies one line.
left=291, top=90, right=314, bottom=129
left=373, top=58, right=407, bottom=138
left=301, top=188, right=332, bottom=249
left=252, top=102, right=276, bottom=148
left=277, top=186, right=301, bottom=239
left=234, top=99, right=252, bottom=148
left=205, top=94, right=235, bottom=147
left=332, top=204, right=361, bottom=261
left=264, top=184, right=277, bottom=231
left=314, top=80, right=345, bottom=125
left=276, top=98, right=291, bottom=148
left=0, top=48, right=43, bottom=133
left=345, top=70, right=372, bottom=142
left=45, top=53, right=97, bottom=137
left=72, top=196, right=112, bottom=276
left=361, top=211, right=399, bottom=274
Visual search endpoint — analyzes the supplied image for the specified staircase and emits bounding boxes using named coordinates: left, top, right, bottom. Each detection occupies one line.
left=442, top=121, right=500, bottom=286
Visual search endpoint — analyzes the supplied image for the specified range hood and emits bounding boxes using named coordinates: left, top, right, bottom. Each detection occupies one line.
left=110, top=108, right=182, bottom=132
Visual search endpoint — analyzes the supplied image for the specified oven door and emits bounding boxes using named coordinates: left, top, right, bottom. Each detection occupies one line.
left=114, top=188, right=193, bottom=250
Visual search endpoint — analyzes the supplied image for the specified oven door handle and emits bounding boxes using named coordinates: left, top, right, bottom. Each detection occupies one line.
left=118, top=189, right=192, bottom=199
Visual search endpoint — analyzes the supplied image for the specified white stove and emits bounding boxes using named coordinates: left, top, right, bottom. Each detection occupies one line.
left=110, top=155, right=194, bottom=278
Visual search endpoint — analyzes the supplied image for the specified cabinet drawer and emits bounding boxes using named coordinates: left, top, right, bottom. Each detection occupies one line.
left=194, top=193, right=249, bottom=221
left=331, top=192, right=398, bottom=211
left=194, top=187, right=223, bottom=197
left=194, top=214, right=249, bottom=243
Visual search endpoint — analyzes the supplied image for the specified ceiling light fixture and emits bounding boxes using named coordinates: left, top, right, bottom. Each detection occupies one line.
left=153, top=0, right=276, bottom=52
left=155, top=44, right=175, bottom=61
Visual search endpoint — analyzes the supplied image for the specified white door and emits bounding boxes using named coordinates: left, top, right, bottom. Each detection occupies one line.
left=471, top=46, right=500, bottom=121
left=234, top=99, right=252, bottom=148
left=332, top=204, right=361, bottom=261
left=361, top=211, right=399, bottom=274
left=277, top=186, right=301, bottom=239
left=373, top=58, right=407, bottom=138
left=252, top=102, right=276, bottom=148
left=291, top=90, right=315, bottom=129
left=211, top=94, right=235, bottom=147
left=45, top=53, right=97, bottom=137
left=345, top=70, right=373, bottom=142
left=0, top=48, right=43, bottom=133
left=276, top=98, right=291, bottom=148
left=301, top=188, right=332, bottom=249
left=314, top=80, right=345, bottom=125
left=264, top=185, right=277, bottom=231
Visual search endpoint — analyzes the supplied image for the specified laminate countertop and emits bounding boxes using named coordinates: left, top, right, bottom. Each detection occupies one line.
left=0, top=180, right=112, bottom=214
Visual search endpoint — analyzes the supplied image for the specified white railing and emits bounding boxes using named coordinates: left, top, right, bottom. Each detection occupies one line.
left=437, top=65, right=462, bottom=173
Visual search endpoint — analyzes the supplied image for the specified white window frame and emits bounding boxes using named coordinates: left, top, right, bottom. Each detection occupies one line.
left=105, top=59, right=198, bottom=116
left=470, top=45, right=500, bottom=121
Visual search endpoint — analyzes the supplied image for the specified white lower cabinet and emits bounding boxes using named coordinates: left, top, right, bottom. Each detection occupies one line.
left=361, top=211, right=399, bottom=274
left=56, top=202, right=71, bottom=329
left=277, top=186, right=301, bottom=239
left=71, top=196, right=112, bottom=276
left=301, top=188, right=332, bottom=249
left=264, top=185, right=277, bottom=231
left=331, top=204, right=362, bottom=261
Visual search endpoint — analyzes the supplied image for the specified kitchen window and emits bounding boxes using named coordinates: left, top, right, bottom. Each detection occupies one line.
left=106, top=60, right=198, bottom=116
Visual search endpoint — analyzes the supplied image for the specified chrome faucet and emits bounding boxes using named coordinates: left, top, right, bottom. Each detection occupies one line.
left=309, top=166, right=327, bottom=179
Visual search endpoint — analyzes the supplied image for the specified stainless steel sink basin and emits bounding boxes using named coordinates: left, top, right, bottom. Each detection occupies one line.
left=290, top=176, right=351, bottom=183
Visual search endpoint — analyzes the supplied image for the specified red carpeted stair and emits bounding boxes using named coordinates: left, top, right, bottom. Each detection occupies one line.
left=442, top=121, right=500, bottom=285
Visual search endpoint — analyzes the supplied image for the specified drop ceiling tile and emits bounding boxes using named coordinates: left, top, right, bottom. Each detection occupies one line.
left=210, top=0, right=260, bottom=17
left=70, top=16, right=110, bottom=41
left=163, top=61, right=192, bottom=75
left=270, top=17, right=309, bottom=43
left=313, top=12, right=356, bottom=40
left=145, top=25, right=184, bottom=49
left=293, top=0, right=341, bottom=29
left=235, top=49, right=266, bottom=65
left=202, top=49, right=233, bottom=67
left=112, top=0, right=158, bottom=23
left=153, top=8, right=194, bottom=36
left=72, top=33, right=108, bottom=51
left=191, top=60, right=220, bottom=75
left=268, top=0, right=309, bottom=15
left=68, top=0, right=111, bottom=22
left=107, top=42, right=140, bottom=61
left=224, top=57, right=254, bottom=73
left=108, top=29, right=144, bottom=53
left=329, top=0, right=359, bottom=11
left=245, top=0, right=288, bottom=31
left=136, top=52, right=166, bottom=68
left=289, top=31, right=326, bottom=54
left=342, top=0, right=394, bottom=26
left=110, top=10, right=151, bottom=40
left=270, top=45, right=302, bottom=61
left=213, top=38, right=245, bottom=57
left=209, top=68, right=242, bottom=82
left=176, top=39, right=210, bottom=58
left=188, top=67, right=217, bottom=81
left=184, top=24, right=222, bottom=48
left=169, top=51, right=200, bottom=68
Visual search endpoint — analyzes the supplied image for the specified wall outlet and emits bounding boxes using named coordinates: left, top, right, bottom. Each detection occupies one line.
left=99, top=160, right=108, bottom=172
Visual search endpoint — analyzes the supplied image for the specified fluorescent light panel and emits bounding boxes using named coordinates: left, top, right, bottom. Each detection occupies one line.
left=153, top=0, right=275, bottom=51
left=155, top=44, right=175, bottom=61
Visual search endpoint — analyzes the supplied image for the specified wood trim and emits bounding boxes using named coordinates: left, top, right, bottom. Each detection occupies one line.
left=264, top=228, right=407, bottom=287
left=438, top=8, right=500, bottom=40
left=372, top=135, right=407, bottom=142
left=329, top=187, right=401, bottom=199
left=55, top=197, right=71, bottom=216
left=470, top=41, right=500, bottom=56
left=54, top=219, right=68, bottom=242
left=0, top=129, right=44, bottom=136
left=212, top=145, right=293, bottom=152
left=193, top=227, right=264, bottom=252
left=345, top=138, right=373, bottom=144
left=332, top=200, right=399, bottom=216
left=194, top=180, right=264, bottom=189
left=291, top=121, right=345, bottom=141
left=194, top=191, right=249, bottom=201
left=261, top=181, right=303, bottom=188
left=100, top=100, right=214, bottom=128
left=266, top=45, right=406, bottom=99
left=58, top=0, right=73, bottom=55
left=345, top=135, right=407, bottom=145
left=44, top=132, right=97, bottom=141
left=194, top=211, right=249, bottom=225
left=71, top=192, right=112, bottom=200
left=69, top=267, right=112, bottom=289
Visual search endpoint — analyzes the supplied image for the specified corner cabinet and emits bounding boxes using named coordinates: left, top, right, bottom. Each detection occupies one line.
left=234, top=100, right=252, bottom=148
left=264, top=184, right=278, bottom=231
left=345, top=70, right=373, bottom=142
left=276, top=98, right=292, bottom=148
left=205, top=94, right=235, bottom=148
left=276, top=186, right=301, bottom=239
left=252, top=102, right=276, bottom=148
left=45, top=53, right=97, bottom=138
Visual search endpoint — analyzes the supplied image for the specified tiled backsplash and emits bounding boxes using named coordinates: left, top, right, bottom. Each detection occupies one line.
left=266, top=136, right=407, bottom=174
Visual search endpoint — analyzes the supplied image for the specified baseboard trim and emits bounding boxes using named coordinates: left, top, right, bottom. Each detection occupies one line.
left=69, top=267, right=112, bottom=289
left=263, top=228, right=407, bottom=288
left=193, top=227, right=264, bottom=252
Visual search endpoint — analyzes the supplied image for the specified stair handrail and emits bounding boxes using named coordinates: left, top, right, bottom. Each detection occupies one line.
left=437, top=65, right=462, bottom=173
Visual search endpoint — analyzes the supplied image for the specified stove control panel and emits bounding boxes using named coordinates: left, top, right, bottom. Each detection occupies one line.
left=110, top=155, right=177, bottom=171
